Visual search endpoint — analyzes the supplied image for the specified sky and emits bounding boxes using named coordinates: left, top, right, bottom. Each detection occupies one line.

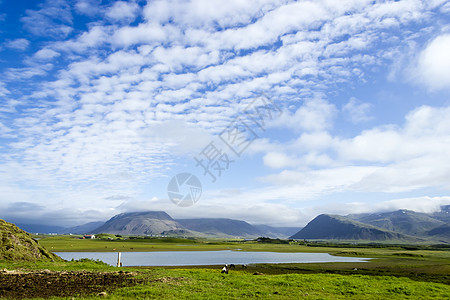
left=1, top=0, right=450, bottom=227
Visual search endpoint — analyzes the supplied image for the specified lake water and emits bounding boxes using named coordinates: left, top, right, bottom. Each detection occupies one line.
left=55, top=251, right=369, bottom=267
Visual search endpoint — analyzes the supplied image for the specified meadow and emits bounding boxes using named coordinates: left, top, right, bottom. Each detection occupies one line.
left=1, top=235, right=449, bottom=299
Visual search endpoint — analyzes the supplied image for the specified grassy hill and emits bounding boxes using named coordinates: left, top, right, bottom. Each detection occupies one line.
left=0, top=219, right=61, bottom=262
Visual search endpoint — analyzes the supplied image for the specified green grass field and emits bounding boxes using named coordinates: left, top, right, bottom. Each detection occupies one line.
left=1, top=236, right=449, bottom=299
left=109, top=270, right=450, bottom=300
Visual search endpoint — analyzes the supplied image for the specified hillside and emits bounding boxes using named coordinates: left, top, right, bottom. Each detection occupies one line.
left=290, top=214, right=415, bottom=241
left=92, top=211, right=191, bottom=236
left=426, top=224, right=450, bottom=242
left=61, top=222, right=105, bottom=234
left=252, top=225, right=301, bottom=239
left=14, top=223, right=64, bottom=234
left=432, top=205, right=450, bottom=223
left=347, top=209, right=445, bottom=237
left=0, top=219, right=60, bottom=262
left=176, top=218, right=263, bottom=238
left=91, top=211, right=297, bottom=238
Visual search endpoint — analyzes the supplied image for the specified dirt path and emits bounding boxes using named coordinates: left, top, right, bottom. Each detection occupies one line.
left=0, top=269, right=139, bottom=299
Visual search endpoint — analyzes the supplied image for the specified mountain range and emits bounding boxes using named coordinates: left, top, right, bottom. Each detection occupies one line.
left=290, top=206, right=450, bottom=243
left=90, top=211, right=299, bottom=238
left=14, top=211, right=299, bottom=239
left=7, top=205, right=449, bottom=242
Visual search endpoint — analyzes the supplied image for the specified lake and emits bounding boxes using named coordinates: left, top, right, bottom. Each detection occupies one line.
left=55, top=251, right=370, bottom=266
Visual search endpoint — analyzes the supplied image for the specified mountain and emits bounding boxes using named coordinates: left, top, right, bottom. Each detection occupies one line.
left=0, top=219, right=61, bottom=262
left=61, top=222, right=105, bottom=234
left=290, top=214, right=414, bottom=241
left=426, top=223, right=450, bottom=242
left=432, top=205, right=450, bottom=223
left=13, top=223, right=65, bottom=234
left=92, top=211, right=190, bottom=236
left=91, top=212, right=297, bottom=238
left=347, top=209, right=445, bottom=237
left=176, top=218, right=263, bottom=238
left=253, top=225, right=301, bottom=239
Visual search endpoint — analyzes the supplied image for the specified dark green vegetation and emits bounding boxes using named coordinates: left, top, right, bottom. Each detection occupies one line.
left=291, top=206, right=450, bottom=243
left=0, top=219, right=61, bottom=262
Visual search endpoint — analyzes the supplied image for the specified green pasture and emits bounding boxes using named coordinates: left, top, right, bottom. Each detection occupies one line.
left=96, top=269, right=450, bottom=300
left=1, top=236, right=448, bottom=299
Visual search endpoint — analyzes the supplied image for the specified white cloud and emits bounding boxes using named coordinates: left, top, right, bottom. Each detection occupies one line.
left=338, top=105, right=450, bottom=164
left=20, top=0, right=73, bottom=38
left=413, top=34, right=450, bottom=90
left=54, top=26, right=110, bottom=53
left=263, top=152, right=297, bottom=169
left=371, top=196, right=450, bottom=214
left=74, top=0, right=102, bottom=16
left=105, top=1, right=140, bottom=23
left=111, top=23, right=172, bottom=47
left=441, top=2, right=450, bottom=13
left=5, top=38, right=30, bottom=51
left=272, top=98, right=337, bottom=132
left=269, top=104, right=450, bottom=196
left=0, top=82, right=9, bottom=97
left=143, top=0, right=276, bottom=29
left=34, top=48, right=61, bottom=60
left=342, top=97, right=373, bottom=123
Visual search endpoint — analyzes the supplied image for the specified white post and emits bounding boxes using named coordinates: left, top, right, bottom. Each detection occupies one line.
left=117, top=252, right=122, bottom=267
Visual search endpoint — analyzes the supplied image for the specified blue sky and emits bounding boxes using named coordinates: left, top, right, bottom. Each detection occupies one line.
left=1, top=0, right=450, bottom=227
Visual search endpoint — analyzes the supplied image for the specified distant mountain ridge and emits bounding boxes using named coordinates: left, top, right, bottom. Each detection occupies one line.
left=176, top=218, right=262, bottom=237
left=347, top=209, right=445, bottom=237
left=61, top=222, right=105, bottom=235
left=252, top=225, right=300, bottom=239
left=6, top=205, right=449, bottom=242
left=92, top=211, right=190, bottom=236
left=6, top=212, right=301, bottom=238
left=290, top=214, right=415, bottom=241
left=290, top=206, right=450, bottom=242
left=91, top=212, right=300, bottom=238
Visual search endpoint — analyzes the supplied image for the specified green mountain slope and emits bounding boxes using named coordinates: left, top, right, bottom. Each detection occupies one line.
left=0, top=219, right=61, bottom=262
